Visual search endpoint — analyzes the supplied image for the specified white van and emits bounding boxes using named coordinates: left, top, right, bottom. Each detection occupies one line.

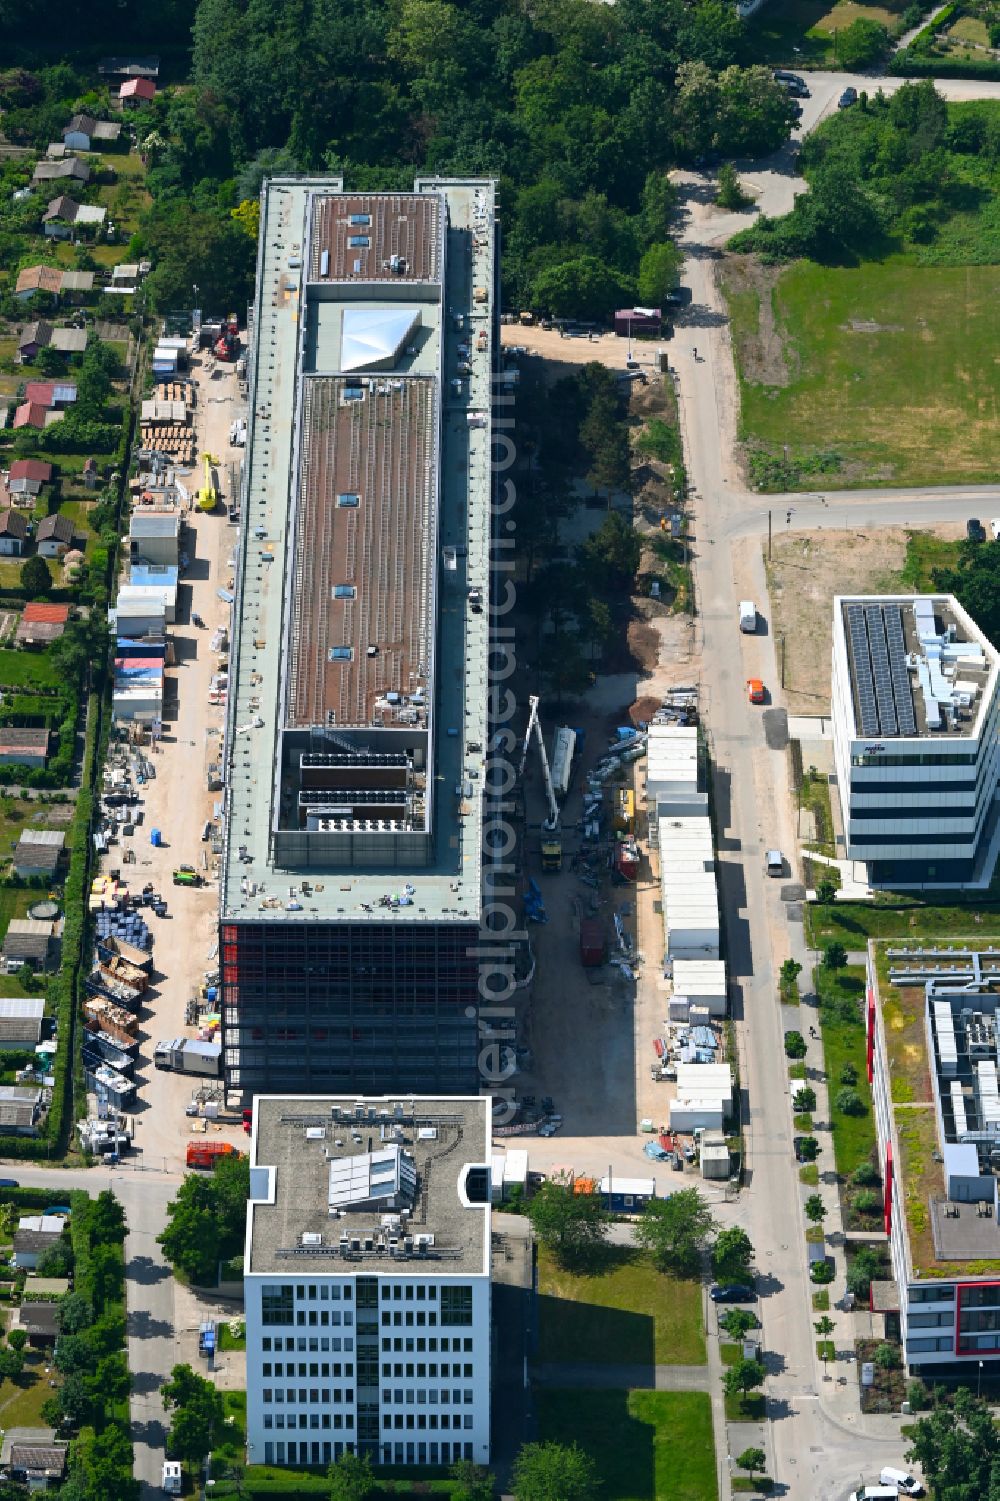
left=880, top=1468, right=923, bottom=1496
left=739, top=600, right=756, bottom=633
left=851, top=1488, right=898, bottom=1501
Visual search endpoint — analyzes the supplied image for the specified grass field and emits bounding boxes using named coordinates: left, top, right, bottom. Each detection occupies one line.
left=536, top=1389, right=718, bottom=1501
left=537, top=1246, right=706, bottom=1366
left=727, top=258, right=1000, bottom=489
left=0, top=1350, right=57, bottom=1428
left=743, top=0, right=908, bottom=64
left=816, top=965, right=875, bottom=1179
left=805, top=899, right=1000, bottom=946
left=0, top=650, right=62, bottom=691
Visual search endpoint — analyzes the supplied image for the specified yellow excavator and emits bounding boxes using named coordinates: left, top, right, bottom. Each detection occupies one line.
left=198, top=452, right=220, bottom=512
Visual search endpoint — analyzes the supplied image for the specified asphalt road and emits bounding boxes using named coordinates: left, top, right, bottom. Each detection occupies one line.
left=667, top=66, right=1000, bottom=1500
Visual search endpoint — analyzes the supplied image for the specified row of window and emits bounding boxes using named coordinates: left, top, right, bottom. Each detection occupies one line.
left=263, top=1389, right=352, bottom=1406
left=381, top=1363, right=473, bottom=1379
left=959, top=1287, right=1000, bottom=1309
left=383, top=1414, right=475, bottom=1431
left=909, top=1312, right=954, bottom=1329
left=262, top=1362, right=352, bottom=1378
left=381, top=1390, right=474, bottom=1406
left=261, top=1336, right=354, bottom=1354
left=260, top=1440, right=475, bottom=1467
left=263, top=1413, right=351, bottom=1430
left=382, top=1337, right=474, bottom=1354
left=907, top=1336, right=953, bottom=1354
left=909, top=1286, right=955, bottom=1304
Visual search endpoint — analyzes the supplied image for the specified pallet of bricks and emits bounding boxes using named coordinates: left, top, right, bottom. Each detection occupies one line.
left=139, top=382, right=195, bottom=465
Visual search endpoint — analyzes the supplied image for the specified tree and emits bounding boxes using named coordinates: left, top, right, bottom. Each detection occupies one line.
left=724, top=1358, right=765, bottom=1403
left=846, top=1246, right=883, bottom=1299
left=19, top=554, right=51, bottom=598
left=0, top=1346, right=23, bottom=1379
left=328, top=1452, right=376, bottom=1501
left=512, top=1441, right=598, bottom=1501
left=874, top=1341, right=900, bottom=1370
left=793, top=1086, right=816, bottom=1113
left=840, top=1063, right=858, bottom=1086
left=907, top=1389, right=1000, bottom=1500
left=6, top=1328, right=26, bottom=1353
left=810, top=1259, right=834, bottom=1284
left=735, top=1447, right=766, bottom=1481
left=158, top=1154, right=250, bottom=1284
left=637, top=242, right=681, bottom=306
left=717, top=163, right=748, bottom=211
left=526, top=1183, right=611, bottom=1270
left=450, top=1460, right=495, bottom=1501
left=86, top=1189, right=127, bottom=1245
left=162, top=1363, right=224, bottom=1467
left=814, top=1316, right=834, bottom=1338
left=835, top=1088, right=865, bottom=1117
left=804, top=1194, right=826, bottom=1226
left=784, top=1030, right=806, bottom=1059
left=720, top=1308, right=756, bottom=1340
left=822, top=942, right=848, bottom=971
left=635, top=1188, right=714, bottom=1275
left=837, top=18, right=888, bottom=69
left=711, top=1227, right=754, bottom=1285
left=55, top=1371, right=91, bottom=1424
left=532, top=256, right=635, bottom=322
left=797, top=1136, right=819, bottom=1162
left=852, top=1160, right=880, bottom=1188
left=816, top=878, right=839, bottom=904
left=780, top=958, right=802, bottom=993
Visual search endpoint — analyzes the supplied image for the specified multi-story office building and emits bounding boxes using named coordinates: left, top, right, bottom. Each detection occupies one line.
left=831, top=594, right=1000, bottom=888
left=244, top=1094, right=491, bottom=1469
left=220, top=177, right=497, bottom=1093
left=867, top=946, right=1000, bottom=1373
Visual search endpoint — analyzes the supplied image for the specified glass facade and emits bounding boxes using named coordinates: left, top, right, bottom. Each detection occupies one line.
left=222, top=920, right=480, bottom=1091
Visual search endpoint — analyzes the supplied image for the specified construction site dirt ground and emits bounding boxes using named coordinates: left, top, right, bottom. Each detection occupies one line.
left=96, top=353, right=246, bottom=1172
left=757, top=522, right=965, bottom=716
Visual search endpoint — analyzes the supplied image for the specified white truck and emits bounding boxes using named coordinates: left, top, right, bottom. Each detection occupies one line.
left=738, top=600, right=757, bottom=633
left=154, top=1038, right=221, bottom=1077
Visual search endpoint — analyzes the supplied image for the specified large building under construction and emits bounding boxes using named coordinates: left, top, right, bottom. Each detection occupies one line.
left=220, top=178, right=497, bottom=1095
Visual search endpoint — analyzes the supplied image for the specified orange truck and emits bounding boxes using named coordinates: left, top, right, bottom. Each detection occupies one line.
left=186, top=1141, right=241, bottom=1171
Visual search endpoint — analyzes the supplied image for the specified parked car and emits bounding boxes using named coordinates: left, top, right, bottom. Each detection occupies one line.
left=709, top=1283, right=756, bottom=1303
left=0, top=1179, right=18, bottom=1188
left=839, top=87, right=858, bottom=108
left=967, top=518, right=986, bottom=543
left=990, top=518, right=1000, bottom=541
left=747, top=678, right=766, bottom=704
left=879, top=1468, right=924, bottom=1497
left=766, top=849, right=784, bottom=878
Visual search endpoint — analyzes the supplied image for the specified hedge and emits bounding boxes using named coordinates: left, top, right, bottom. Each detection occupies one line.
left=0, top=698, right=98, bottom=1158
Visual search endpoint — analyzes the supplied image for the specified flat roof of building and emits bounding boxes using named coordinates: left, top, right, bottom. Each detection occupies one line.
left=285, top=376, right=436, bottom=730
left=309, top=194, right=442, bottom=283
left=837, top=594, right=997, bottom=741
left=220, top=176, right=495, bottom=923
left=873, top=943, right=1000, bottom=1278
left=247, top=1094, right=490, bottom=1277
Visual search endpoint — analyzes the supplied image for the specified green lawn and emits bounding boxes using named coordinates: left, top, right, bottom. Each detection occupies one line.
left=536, top=1389, right=718, bottom=1501
left=726, top=258, right=1000, bottom=489
left=537, top=1246, right=706, bottom=1366
left=742, top=0, right=908, bottom=64
left=0, top=650, right=62, bottom=691
left=217, top=1322, right=246, bottom=1352
left=900, top=530, right=963, bottom=591
left=0, top=1351, right=56, bottom=1428
left=723, top=1391, right=766, bottom=1422
left=806, top=899, right=1000, bottom=946
left=816, top=965, right=875, bottom=1179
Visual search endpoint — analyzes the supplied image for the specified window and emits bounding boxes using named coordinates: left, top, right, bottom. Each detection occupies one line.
left=349, top=214, right=371, bottom=226
left=336, top=493, right=360, bottom=507
left=440, top=1287, right=473, bottom=1326
left=348, top=235, right=370, bottom=248
left=329, top=647, right=353, bottom=662
left=262, top=1285, right=294, bottom=1325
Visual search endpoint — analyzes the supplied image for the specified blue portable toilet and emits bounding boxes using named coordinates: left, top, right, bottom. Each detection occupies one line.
left=150, top=829, right=161, bottom=848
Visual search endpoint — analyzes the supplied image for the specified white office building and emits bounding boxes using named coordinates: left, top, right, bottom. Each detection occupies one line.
left=831, top=594, right=1000, bottom=888
left=245, top=1095, right=491, bottom=1471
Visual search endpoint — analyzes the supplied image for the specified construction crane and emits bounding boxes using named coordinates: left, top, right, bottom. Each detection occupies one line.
left=198, top=452, right=219, bottom=512
left=520, top=695, right=562, bottom=870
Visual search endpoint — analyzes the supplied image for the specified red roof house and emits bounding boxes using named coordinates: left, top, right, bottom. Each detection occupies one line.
left=120, top=78, right=156, bottom=104
left=12, top=403, right=49, bottom=430
left=8, top=461, right=53, bottom=487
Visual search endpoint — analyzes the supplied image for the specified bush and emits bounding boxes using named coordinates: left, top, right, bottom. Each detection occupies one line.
left=837, top=18, right=889, bottom=69
left=835, top=1087, right=866, bottom=1117
left=852, top=1189, right=881, bottom=1215
left=839, top=1063, right=858, bottom=1086
left=785, top=1030, right=807, bottom=1059
left=852, top=1161, right=880, bottom=1188
left=874, top=1341, right=900, bottom=1370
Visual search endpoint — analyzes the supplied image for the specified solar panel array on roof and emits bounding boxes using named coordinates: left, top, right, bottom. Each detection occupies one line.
left=883, top=604, right=917, bottom=735
left=846, top=602, right=917, bottom=738
left=847, top=604, right=879, bottom=735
